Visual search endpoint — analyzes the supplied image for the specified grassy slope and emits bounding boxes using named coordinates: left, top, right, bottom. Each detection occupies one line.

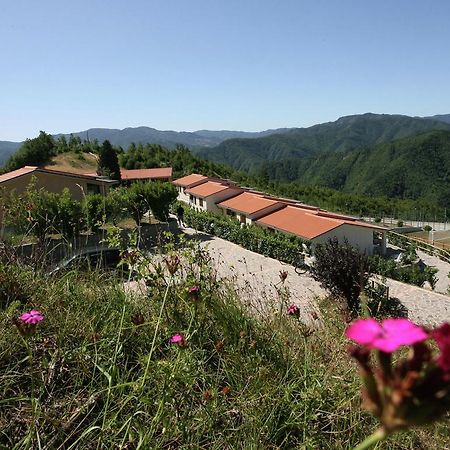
left=44, top=152, right=98, bottom=174
left=1, top=241, right=449, bottom=449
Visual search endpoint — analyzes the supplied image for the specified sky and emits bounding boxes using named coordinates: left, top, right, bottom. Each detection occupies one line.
left=1, top=0, right=450, bottom=141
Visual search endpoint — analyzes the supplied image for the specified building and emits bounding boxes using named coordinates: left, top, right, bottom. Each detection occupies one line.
left=256, top=205, right=386, bottom=255
left=120, top=167, right=173, bottom=184
left=172, top=173, right=209, bottom=203
left=185, top=181, right=243, bottom=214
left=217, top=192, right=285, bottom=225
left=0, top=166, right=118, bottom=200
left=173, top=172, right=387, bottom=255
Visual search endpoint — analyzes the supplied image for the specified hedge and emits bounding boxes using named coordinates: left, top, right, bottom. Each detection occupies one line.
left=183, top=207, right=309, bottom=266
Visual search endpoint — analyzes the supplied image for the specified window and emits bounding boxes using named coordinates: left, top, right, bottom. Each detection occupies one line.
left=87, top=183, right=101, bottom=195
left=199, top=198, right=204, bottom=207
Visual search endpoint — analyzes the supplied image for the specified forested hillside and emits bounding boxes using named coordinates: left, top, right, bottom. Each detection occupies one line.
left=197, top=113, right=450, bottom=171
left=260, top=130, right=450, bottom=209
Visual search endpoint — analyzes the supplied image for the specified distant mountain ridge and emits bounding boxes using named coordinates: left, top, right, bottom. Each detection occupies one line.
left=196, top=113, right=450, bottom=171
left=53, top=126, right=290, bottom=149
left=1, top=112, right=450, bottom=168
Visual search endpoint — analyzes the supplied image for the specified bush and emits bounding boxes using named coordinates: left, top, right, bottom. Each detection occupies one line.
left=424, top=225, right=433, bottom=232
left=397, top=220, right=404, bottom=227
left=311, top=238, right=370, bottom=313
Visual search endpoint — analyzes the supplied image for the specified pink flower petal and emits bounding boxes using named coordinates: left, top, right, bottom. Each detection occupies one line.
left=346, top=319, right=382, bottom=346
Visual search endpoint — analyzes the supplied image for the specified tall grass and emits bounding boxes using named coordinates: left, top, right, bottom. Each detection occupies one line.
left=0, top=242, right=448, bottom=449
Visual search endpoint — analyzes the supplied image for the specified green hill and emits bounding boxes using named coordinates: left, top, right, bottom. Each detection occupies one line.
left=197, top=113, right=450, bottom=172
left=265, top=130, right=450, bottom=208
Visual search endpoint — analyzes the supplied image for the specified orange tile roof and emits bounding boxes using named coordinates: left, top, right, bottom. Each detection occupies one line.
left=257, top=205, right=384, bottom=239
left=217, top=192, right=283, bottom=215
left=186, top=181, right=240, bottom=198
left=257, top=206, right=346, bottom=239
left=121, top=167, right=172, bottom=180
left=0, top=166, right=37, bottom=183
left=173, top=173, right=208, bottom=187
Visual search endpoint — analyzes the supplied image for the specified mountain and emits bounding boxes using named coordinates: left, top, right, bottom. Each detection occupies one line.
left=0, top=141, right=21, bottom=165
left=424, top=114, right=450, bottom=125
left=0, top=127, right=288, bottom=169
left=53, top=126, right=289, bottom=149
left=197, top=113, right=450, bottom=171
left=265, top=130, right=450, bottom=208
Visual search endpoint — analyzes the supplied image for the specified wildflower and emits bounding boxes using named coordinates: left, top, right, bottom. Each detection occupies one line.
left=249, top=339, right=257, bottom=349
left=432, top=323, right=450, bottom=373
left=188, top=285, right=201, bottom=300
left=346, top=319, right=450, bottom=447
left=346, top=318, right=427, bottom=353
left=287, top=304, right=300, bottom=317
left=279, top=270, right=288, bottom=282
left=170, top=333, right=186, bottom=347
left=14, top=310, right=44, bottom=337
left=20, top=310, right=44, bottom=325
left=215, top=339, right=225, bottom=352
left=165, top=255, right=180, bottom=275
left=131, top=312, right=145, bottom=326
left=203, top=389, right=213, bottom=402
left=221, top=385, right=231, bottom=396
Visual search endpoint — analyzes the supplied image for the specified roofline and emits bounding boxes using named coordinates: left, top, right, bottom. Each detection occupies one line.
left=217, top=200, right=284, bottom=216
left=35, top=168, right=118, bottom=183
left=186, top=186, right=240, bottom=198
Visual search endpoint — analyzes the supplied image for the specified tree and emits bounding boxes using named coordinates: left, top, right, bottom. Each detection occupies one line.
left=123, top=182, right=177, bottom=226
left=311, top=238, right=370, bottom=313
left=97, top=140, right=121, bottom=181
left=4, top=131, right=55, bottom=172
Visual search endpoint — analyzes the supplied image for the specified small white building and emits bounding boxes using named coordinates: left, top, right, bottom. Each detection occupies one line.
left=217, top=192, right=285, bottom=225
left=172, top=173, right=208, bottom=204
left=185, top=181, right=243, bottom=214
left=256, top=205, right=386, bottom=255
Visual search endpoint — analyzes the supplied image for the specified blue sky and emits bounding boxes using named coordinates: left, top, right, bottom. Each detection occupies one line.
left=1, top=0, right=450, bottom=140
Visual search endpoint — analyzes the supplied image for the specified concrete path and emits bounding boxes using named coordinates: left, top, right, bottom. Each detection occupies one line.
left=179, top=228, right=450, bottom=327
left=416, top=249, right=450, bottom=295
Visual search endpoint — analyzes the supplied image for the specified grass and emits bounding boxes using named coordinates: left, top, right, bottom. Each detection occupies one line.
left=1, top=241, right=450, bottom=449
left=44, top=152, right=98, bottom=174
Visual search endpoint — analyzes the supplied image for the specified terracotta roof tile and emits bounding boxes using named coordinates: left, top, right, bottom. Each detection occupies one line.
left=0, top=166, right=37, bottom=183
left=257, top=206, right=345, bottom=239
left=217, top=192, right=283, bottom=215
left=186, top=181, right=240, bottom=198
left=173, top=173, right=208, bottom=187
left=120, top=167, right=172, bottom=180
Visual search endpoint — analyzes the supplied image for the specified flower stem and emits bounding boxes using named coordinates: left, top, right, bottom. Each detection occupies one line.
left=353, top=428, right=387, bottom=450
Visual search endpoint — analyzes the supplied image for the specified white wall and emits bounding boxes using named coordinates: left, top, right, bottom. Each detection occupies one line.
left=313, top=224, right=375, bottom=255
left=176, top=186, right=191, bottom=204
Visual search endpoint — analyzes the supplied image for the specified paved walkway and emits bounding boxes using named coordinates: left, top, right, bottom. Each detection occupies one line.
left=126, top=226, right=450, bottom=327
left=416, top=249, right=450, bottom=294
left=180, top=228, right=450, bottom=327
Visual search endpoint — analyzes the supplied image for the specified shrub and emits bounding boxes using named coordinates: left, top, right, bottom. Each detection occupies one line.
left=311, top=238, right=370, bottom=313
left=424, top=225, right=433, bottom=232
left=397, top=220, right=404, bottom=227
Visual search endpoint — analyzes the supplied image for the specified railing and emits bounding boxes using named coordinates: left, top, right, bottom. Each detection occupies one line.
left=388, top=231, right=450, bottom=264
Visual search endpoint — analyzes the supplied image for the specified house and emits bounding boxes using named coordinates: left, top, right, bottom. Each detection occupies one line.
left=184, top=181, right=243, bottom=214
left=256, top=205, right=386, bottom=255
left=172, top=173, right=209, bottom=203
left=0, top=166, right=118, bottom=200
left=120, top=167, right=172, bottom=184
left=217, top=192, right=285, bottom=225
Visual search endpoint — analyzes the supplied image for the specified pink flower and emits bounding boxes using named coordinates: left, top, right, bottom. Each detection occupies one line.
left=432, top=323, right=450, bottom=372
left=346, top=318, right=428, bottom=353
left=287, top=304, right=300, bottom=316
left=19, top=310, right=44, bottom=325
left=188, top=285, right=200, bottom=295
left=170, top=334, right=185, bottom=346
